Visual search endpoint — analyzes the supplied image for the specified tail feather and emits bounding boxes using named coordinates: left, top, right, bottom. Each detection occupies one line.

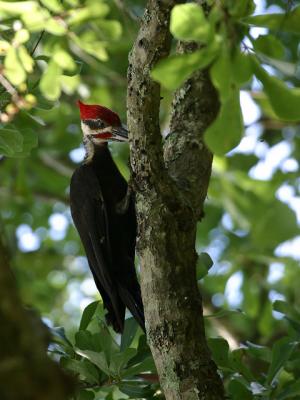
left=118, top=284, right=145, bottom=332
left=105, top=306, right=125, bottom=333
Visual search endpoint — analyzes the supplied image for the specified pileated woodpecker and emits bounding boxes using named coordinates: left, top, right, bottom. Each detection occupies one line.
left=70, top=100, right=145, bottom=333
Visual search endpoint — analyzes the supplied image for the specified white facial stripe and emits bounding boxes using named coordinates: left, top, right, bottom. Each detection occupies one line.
left=81, top=121, right=112, bottom=136
left=81, top=121, right=128, bottom=144
left=81, top=121, right=113, bottom=146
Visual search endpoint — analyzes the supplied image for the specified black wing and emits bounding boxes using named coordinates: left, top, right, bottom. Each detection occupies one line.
left=70, top=164, right=125, bottom=332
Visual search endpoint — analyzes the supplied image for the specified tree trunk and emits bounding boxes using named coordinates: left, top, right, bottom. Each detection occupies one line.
left=0, top=228, right=74, bottom=400
left=127, top=1, right=225, bottom=399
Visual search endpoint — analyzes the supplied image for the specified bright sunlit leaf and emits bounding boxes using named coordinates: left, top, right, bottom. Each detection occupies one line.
left=4, top=46, right=26, bottom=85
left=40, top=59, right=62, bottom=100
left=170, top=3, right=212, bottom=43
left=151, top=40, right=220, bottom=90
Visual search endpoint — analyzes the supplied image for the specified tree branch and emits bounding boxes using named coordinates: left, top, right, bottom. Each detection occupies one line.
left=127, top=0, right=188, bottom=214
left=127, top=1, right=224, bottom=399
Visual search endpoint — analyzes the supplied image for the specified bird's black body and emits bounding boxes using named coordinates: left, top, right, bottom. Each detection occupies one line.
left=70, top=144, right=145, bottom=333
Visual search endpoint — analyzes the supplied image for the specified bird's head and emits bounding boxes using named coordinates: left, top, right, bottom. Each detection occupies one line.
left=77, top=100, right=128, bottom=145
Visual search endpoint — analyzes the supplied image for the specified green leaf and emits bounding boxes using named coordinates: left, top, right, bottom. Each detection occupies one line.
left=228, top=378, right=253, bottom=400
left=267, top=337, right=297, bottom=385
left=196, top=252, right=213, bottom=280
left=46, top=18, right=67, bottom=36
left=75, top=330, right=93, bottom=350
left=256, top=53, right=297, bottom=77
left=273, top=300, right=291, bottom=316
left=79, top=301, right=100, bottom=330
left=231, top=51, right=253, bottom=85
left=253, top=35, right=285, bottom=59
left=0, top=40, right=10, bottom=55
left=40, top=60, right=62, bottom=100
left=0, top=1, right=37, bottom=17
left=208, top=337, right=229, bottom=367
left=109, top=348, right=136, bottom=376
left=121, top=318, right=138, bottom=352
left=18, top=45, right=34, bottom=73
left=244, top=341, right=271, bottom=363
left=252, top=57, right=300, bottom=121
left=40, top=0, right=63, bottom=12
left=14, top=29, right=30, bottom=44
left=4, top=46, right=26, bottom=85
left=122, top=356, right=156, bottom=378
left=35, top=55, right=51, bottom=63
left=67, top=3, right=109, bottom=25
left=210, top=48, right=232, bottom=101
left=273, top=301, right=300, bottom=331
left=245, top=6, right=300, bottom=34
left=53, top=46, right=76, bottom=72
left=151, top=41, right=220, bottom=90
left=50, top=326, right=74, bottom=348
left=91, top=330, right=117, bottom=360
left=228, top=0, right=255, bottom=18
left=0, top=129, right=23, bottom=156
left=127, top=334, right=151, bottom=367
left=76, top=389, right=95, bottom=400
left=170, top=3, right=212, bottom=43
left=252, top=201, right=298, bottom=249
left=277, top=380, right=300, bottom=400
left=119, top=382, right=154, bottom=398
left=230, top=348, right=255, bottom=381
left=96, top=20, right=122, bottom=41
left=251, top=91, right=278, bottom=119
left=77, top=390, right=95, bottom=400
left=204, top=87, right=243, bottom=155
left=14, top=128, right=38, bottom=157
left=77, top=349, right=111, bottom=376
left=33, top=93, right=56, bottom=110
left=61, top=357, right=99, bottom=384
left=21, top=7, right=50, bottom=32
left=72, top=34, right=108, bottom=62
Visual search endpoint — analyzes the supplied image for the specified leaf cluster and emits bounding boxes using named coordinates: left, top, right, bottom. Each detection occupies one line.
left=50, top=301, right=159, bottom=400
left=152, top=0, right=300, bottom=155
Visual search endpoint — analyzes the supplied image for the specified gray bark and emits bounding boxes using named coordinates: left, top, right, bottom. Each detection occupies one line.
left=127, top=1, right=224, bottom=399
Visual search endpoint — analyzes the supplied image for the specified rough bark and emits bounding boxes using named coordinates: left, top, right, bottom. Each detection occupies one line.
left=127, top=1, right=224, bottom=399
left=0, top=228, right=74, bottom=400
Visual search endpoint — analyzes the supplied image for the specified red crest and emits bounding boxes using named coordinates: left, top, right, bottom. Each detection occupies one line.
left=77, top=100, right=121, bottom=126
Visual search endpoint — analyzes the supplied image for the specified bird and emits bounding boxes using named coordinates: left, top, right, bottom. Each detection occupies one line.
left=70, top=100, right=145, bottom=333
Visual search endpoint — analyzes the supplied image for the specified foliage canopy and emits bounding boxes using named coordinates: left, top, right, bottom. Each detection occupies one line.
left=0, top=0, right=300, bottom=399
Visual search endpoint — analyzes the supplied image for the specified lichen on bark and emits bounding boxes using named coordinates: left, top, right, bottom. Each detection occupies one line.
left=127, top=0, right=224, bottom=399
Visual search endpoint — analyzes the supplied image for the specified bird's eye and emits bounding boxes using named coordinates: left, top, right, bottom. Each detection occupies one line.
left=84, top=119, right=106, bottom=130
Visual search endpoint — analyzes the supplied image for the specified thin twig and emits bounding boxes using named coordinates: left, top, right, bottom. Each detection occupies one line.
left=38, top=152, right=74, bottom=178
left=30, top=30, right=45, bottom=56
left=0, top=72, right=18, bottom=101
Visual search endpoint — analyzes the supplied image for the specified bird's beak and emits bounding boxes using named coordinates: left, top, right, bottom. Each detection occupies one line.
left=111, top=125, right=129, bottom=142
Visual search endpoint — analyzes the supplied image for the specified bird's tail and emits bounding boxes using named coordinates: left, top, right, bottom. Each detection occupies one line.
left=105, top=306, right=125, bottom=333
left=118, top=283, right=145, bottom=332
